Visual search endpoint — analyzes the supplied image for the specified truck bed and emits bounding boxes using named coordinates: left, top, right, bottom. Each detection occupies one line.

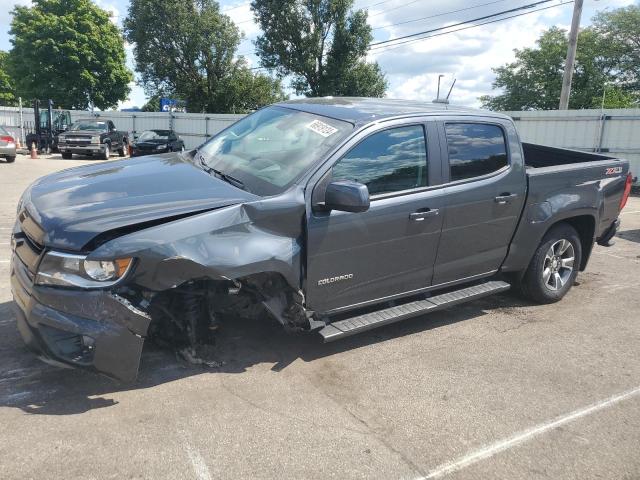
left=522, top=142, right=617, bottom=168
left=518, top=143, right=629, bottom=257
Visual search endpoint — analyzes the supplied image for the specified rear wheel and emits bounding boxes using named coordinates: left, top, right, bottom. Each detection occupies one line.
left=101, top=143, right=110, bottom=160
left=6, top=156, right=16, bottom=163
left=519, top=223, right=582, bottom=304
left=118, top=142, right=128, bottom=157
left=61, top=152, right=72, bottom=160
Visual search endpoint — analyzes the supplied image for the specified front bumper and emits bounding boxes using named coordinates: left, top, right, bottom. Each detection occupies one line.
left=60, top=144, right=105, bottom=155
left=10, top=251, right=150, bottom=382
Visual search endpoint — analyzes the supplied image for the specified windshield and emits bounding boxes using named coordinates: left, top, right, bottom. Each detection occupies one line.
left=70, top=121, right=108, bottom=132
left=197, top=106, right=352, bottom=196
left=139, top=130, right=170, bottom=141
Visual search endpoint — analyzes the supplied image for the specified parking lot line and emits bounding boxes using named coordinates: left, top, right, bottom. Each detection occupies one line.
left=180, top=431, right=213, bottom=480
left=420, top=385, right=640, bottom=479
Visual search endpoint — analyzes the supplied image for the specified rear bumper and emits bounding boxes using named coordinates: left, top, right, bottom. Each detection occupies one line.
left=597, top=218, right=620, bottom=247
left=10, top=253, right=150, bottom=382
left=0, top=144, right=16, bottom=157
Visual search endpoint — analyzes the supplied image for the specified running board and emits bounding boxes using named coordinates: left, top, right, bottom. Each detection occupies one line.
left=319, top=280, right=511, bottom=342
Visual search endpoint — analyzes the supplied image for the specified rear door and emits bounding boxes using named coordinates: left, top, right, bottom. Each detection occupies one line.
left=306, top=119, right=446, bottom=313
left=432, top=119, right=526, bottom=285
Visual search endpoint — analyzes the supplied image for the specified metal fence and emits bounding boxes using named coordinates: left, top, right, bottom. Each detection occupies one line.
left=0, top=106, right=244, bottom=150
left=503, top=108, right=640, bottom=183
left=1, top=105, right=639, bottom=182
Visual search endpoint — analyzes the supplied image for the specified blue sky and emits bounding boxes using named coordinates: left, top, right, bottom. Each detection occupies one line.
left=0, top=0, right=637, bottom=109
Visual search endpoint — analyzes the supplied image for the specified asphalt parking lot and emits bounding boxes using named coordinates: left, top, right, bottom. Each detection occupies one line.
left=1, top=153, right=639, bottom=480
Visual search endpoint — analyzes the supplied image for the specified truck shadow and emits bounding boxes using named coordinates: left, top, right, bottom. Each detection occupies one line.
left=616, top=228, right=640, bottom=244
left=0, top=293, right=538, bottom=416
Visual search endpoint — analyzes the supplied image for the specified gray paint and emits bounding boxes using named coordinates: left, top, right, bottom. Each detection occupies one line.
left=10, top=98, right=631, bottom=381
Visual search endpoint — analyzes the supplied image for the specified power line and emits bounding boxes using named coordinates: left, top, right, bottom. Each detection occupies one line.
left=369, top=0, right=574, bottom=53
left=371, top=0, right=510, bottom=30
left=369, top=0, right=560, bottom=48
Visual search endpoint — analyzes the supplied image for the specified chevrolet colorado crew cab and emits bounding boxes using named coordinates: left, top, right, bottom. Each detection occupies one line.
left=10, top=98, right=633, bottom=382
left=58, top=118, right=129, bottom=160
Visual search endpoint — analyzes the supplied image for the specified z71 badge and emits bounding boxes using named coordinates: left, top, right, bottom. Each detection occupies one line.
left=606, top=166, right=623, bottom=175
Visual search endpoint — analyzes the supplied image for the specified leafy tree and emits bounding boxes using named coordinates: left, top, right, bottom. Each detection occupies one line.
left=480, top=28, right=610, bottom=110
left=591, top=87, right=638, bottom=109
left=251, top=0, right=387, bottom=97
left=123, top=0, right=286, bottom=113
left=8, top=0, right=132, bottom=110
left=481, top=6, right=640, bottom=110
left=0, top=51, right=17, bottom=106
left=591, top=6, right=640, bottom=92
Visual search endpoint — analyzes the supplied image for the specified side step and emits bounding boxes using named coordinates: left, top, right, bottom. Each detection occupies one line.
left=318, top=280, right=510, bottom=342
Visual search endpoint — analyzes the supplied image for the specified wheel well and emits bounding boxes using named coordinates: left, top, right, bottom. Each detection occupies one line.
left=551, top=215, right=595, bottom=271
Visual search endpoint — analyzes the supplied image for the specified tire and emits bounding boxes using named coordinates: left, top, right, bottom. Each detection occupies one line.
left=118, top=142, right=128, bottom=157
left=519, top=223, right=582, bottom=304
left=61, top=152, right=72, bottom=160
left=101, top=143, right=110, bottom=160
left=6, top=156, right=16, bottom=163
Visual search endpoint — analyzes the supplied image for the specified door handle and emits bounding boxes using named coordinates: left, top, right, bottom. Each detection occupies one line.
left=494, top=193, right=518, bottom=204
left=410, top=209, right=439, bottom=221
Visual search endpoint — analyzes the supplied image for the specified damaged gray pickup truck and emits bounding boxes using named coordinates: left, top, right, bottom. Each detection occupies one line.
left=11, top=98, right=633, bottom=382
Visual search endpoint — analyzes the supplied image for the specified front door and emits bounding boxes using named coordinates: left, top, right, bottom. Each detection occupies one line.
left=306, top=122, right=445, bottom=313
left=432, top=120, right=526, bottom=285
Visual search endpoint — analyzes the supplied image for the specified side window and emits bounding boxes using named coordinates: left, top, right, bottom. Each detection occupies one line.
left=108, top=121, right=115, bottom=131
left=445, top=123, right=508, bottom=182
left=332, top=125, right=427, bottom=196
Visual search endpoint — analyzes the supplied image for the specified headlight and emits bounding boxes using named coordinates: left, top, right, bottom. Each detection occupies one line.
left=91, top=136, right=101, bottom=144
left=155, top=144, right=166, bottom=150
left=35, top=252, right=133, bottom=288
left=58, top=137, right=66, bottom=143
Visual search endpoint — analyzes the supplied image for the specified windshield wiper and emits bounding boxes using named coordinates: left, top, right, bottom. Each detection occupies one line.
left=211, top=168, right=245, bottom=190
left=196, top=153, right=245, bottom=190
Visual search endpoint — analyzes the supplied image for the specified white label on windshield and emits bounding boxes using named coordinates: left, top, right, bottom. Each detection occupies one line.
left=307, top=120, right=338, bottom=137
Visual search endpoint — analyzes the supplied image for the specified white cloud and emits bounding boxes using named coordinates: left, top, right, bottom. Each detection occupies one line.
left=368, top=0, right=638, bottom=107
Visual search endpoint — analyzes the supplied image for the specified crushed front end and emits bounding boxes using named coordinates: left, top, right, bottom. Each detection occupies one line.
left=10, top=213, right=152, bottom=382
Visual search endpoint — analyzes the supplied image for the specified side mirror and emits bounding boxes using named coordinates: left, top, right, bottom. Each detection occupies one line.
left=61, top=124, right=69, bottom=131
left=324, top=180, right=370, bottom=213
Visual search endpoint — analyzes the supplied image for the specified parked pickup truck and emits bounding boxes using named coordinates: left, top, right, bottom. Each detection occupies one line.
left=57, top=118, right=129, bottom=160
left=10, top=98, right=633, bottom=382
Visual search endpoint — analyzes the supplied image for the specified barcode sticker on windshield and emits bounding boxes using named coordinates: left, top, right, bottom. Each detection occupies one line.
left=307, top=120, right=338, bottom=137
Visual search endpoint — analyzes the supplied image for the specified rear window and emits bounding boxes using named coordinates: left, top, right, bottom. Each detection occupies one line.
left=445, top=123, right=508, bottom=181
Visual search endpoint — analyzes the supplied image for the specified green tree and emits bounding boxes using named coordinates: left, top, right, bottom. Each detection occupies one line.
left=591, top=87, right=639, bottom=109
left=592, top=6, right=640, bottom=92
left=480, top=6, right=640, bottom=111
left=0, top=51, right=17, bottom=106
left=8, top=0, right=132, bottom=110
left=251, top=0, right=387, bottom=97
left=124, top=0, right=286, bottom=114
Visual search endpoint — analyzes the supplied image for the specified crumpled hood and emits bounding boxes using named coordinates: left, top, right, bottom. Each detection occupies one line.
left=21, top=154, right=257, bottom=250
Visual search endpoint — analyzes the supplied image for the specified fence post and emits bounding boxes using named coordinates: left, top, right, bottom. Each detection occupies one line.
left=18, top=97, right=25, bottom=148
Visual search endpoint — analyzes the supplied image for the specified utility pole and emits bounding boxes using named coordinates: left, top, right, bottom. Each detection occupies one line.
left=559, top=0, right=584, bottom=110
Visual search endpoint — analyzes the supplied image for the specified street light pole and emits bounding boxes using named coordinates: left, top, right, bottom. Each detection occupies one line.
left=559, top=0, right=584, bottom=110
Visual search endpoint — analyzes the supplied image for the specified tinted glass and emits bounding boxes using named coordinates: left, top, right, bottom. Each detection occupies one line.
left=198, top=106, right=352, bottom=196
left=70, top=121, right=108, bottom=132
left=332, top=125, right=427, bottom=195
left=445, top=123, right=508, bottom=181
left=139, top=130, right=169, bottom=140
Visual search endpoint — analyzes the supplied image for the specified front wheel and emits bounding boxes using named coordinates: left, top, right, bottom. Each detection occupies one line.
left=101, top=143, right=110, bottom=160
left=5, top=156, right=16, bottom=163
left=519, top=224, right=582, bottom=304
left=61, top=152, right=72, bottom=160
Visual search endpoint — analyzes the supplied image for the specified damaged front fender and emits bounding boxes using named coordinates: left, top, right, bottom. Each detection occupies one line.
left=89, top=188, right=307, bottom=293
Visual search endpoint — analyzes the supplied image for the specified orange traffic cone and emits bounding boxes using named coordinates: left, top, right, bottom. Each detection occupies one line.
left=30, top=142, right=38, bottom=159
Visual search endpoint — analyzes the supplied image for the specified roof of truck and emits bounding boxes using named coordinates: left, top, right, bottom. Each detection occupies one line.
left=278, top=97, right=510, bottom=125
